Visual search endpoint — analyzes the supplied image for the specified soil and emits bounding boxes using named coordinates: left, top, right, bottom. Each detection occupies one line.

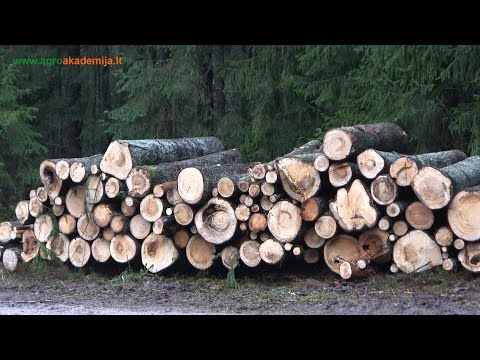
left=1, top=260, right=479, bottom=315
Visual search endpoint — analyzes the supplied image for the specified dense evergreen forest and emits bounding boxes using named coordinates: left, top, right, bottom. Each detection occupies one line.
left=1, top=45, right=479, bottom=220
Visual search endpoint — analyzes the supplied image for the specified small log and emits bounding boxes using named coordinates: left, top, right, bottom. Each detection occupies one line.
left=251, top=204, right=260, bottom=213
left=237, top=180, right=250, bottom=193
left=85, top=175, right=105, bottom=204
left=139, top=194, right=164, bottom=222
left=389, top=234, right=398, bottom=242
left=244, top=196, right=254, bottom=207
left=239, top=223, right=248, bottom=231
left=29, top=196, right=43, bottom=218
left=65, top=185, right=89, bottom=218
left=304, top=248, right=320, bottom=264
left=152, top=181, right=177, bottom=198
left=405, top=201, right=434, bottom=230
left=21, top=230, right=39, bottom=263
left=292, top=246, right=303, bottom=256
left=358, top=229, right=391, bottom=264
left=102, top=227, right=115, bottom=242
left=442, top=258, right=457, bottom=271
left=105, top=177, right=127, bottom=199
left=357, top=149, right=404, bottom=179
left=378, top=216, right=391, bottom=231
left=29, top=189, right=37, bottom=199
left=323, top=235, right=365, bottom=279
left=166, top=186, right=184, bottom=206
left=120, top=199, right=137, bottom=217
left=370, top=175, right=398, bottom=205
left=393, top=220, right=409, bottom=237
left=239, top=240, right=261, bottom=267
left=110, top=213, right=128, bottom=233
left=211, top=188, right=219, bottom=197
left=393, top=230, right=443, bottom=273
left=53, top=196, right=64, bottom=206
left=386, top=200, right=409, bottom=218
left=259, top=239, right=284, bottom=265
left=217, top=177, right=239, bottom=198
left=2, top=248, right=20, bottom=271
left=322, top=122, right=408, bottom=161
left=314, top=214, right=337, bottom=239
left=248, top=183, right=261, bottom=198
left=300, top=197, right=327, bottom=222
left=91, top=238, right=111, bottom=263
left=221, top=246, right=239, bottom=270
left=39, top=159, right=63, bottom=200
left=191, top=224, right=198, bottom=234
left=249, top=213, right=267, bottom=234
left=33, top=214, right=53, bottom=243
left=173, top=203, right=194, bottom=226
left=70, top=156, right=103, bottom=183
left=284, top=243, right=293, bottom=251
left=259, top=232, right=270, bottom=242
left=68, top=237, right=91, bottom=268
left=276, top=157, right=321, bottom=202
left=52, top=204, right=64, bottom=217
left=314, top=153, right=330, bottom=172
left=92, top=204, right=114, bottom=228
left=434, top=226, right=454, bottom=247
left=91, top=164, right=100, bottom=175
left=328, top=162, right=358, bottom=187
left=36, top=187, right=48, bottom=203
left=448, top=185, right=480, bottom=241
left=194, top=197, right=237, bottom=245
left=390, top=263, right=399, bottom=273
left=252, top=163, right=267, bottom=180
left=77, top=214, right=100, bottom=241
left=453, top=238, right=465, bottom=250
left=267, top=201, right=302, bottom=243
left=186, top=234, right=216, bottom=270
left=58, top=214, right=76, bottom=235
left=110, top=234, right=139, bottom=263
left=141, top=234, right=179, bottom=273
left=249, top=232, right=258, bottom=240
left=235, top=204, right=250, bottom=222
left=15, top=200, right=32, bottom=224
left=260, top=182, right=276, bottom=196
left=52, top=154, right=103, bottom=182
left=260, top=195, right=273, bottom=211
left=152, top=215, right=180, bottom=235
left=166, top=208, right=174, bottom=216
left=458, top=243, right=480, bottom=272
left=46, top=234, right=70, bottom=262
left=130, top=214, right=151, bottom=240
left=265, top=171, right=278, bottom=184
left=304, top=227, right=326, bottom=249
left=173, top=229, right=190, bottom=249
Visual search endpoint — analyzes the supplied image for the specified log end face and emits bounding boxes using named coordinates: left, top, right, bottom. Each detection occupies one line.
left=105, top=177, right=120, bottom=198
left=186, top=234, right=216, bottom=270
left=217, top=177, right=235, bottom=198
left=69, top=237, right=91, bottom=268
left=357, top=149, right=384, bottom=179
left=194, top=198, right=237, bottom=244
left=412, top=167, right=451, bottom=210
left=323, top=129, right=352, bottom=161
left=110, top=235, right=137, bottom=263
left=448, top=190, right=480, bottom=241
left=126, top=168, right=151, bottom=198
left=39, top=160, right=63, bottom=199
left=55, top=160, right=70, bottom=180
left=100, top=141, right=132, bottom=180
left=267, top=201, right=302, bottom=243
left=259, top=239, right=284, bottom=264
left=178, top=167, right=204, bottom=204
left=390, top=157, right=418, bottom=186
left=141, top=234, right=178, bottom=273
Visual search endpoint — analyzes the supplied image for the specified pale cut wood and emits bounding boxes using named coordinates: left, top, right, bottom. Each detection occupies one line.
left=329, top=179, right=378, bottom=232
left=405, top=201, right=434, bottom=230
left=85, top=175, right=104, bottom=204
left=260, top=182, right=276, bottom=196
left=453, top=238, right=465, bottom=250
left=29, top=196, right=42, bottom=218
left=221, top=246, right=239, bottom=270
left=259, top=239, right=284, bottom=265
left=260, top=195, right=273, bottom=211
left=34, top=214, right=53, bottom=243
left=237, top=180, right=250, bottom=193
left=65, top=185, right=89, bottom=218
left=393, top=230, right=443, bottom=273
left=29, top=189, right=37, bottom=199
left=140, top=194, right=164, bottom=222
left=284, top=243, right=293, bottom=251
left=92, top=203, right=114, bottom=228
left=458, top=243, right=480, bottom=272
left=141, top=234, right=179, bottom=273
left=130, top=214, right=151, bottom=240
left=441, top=246, right=448, bottom=253
left=39, top=160, right=63, bottom=200
left=315, top=214, right=337, bottom=239
left=251, top=204, right=260, bottom=213
left=53, top=196, right=64, bottom=206
left=195, top=197, right=237, bottom=245
left=244, top=196, right=254, bottom=207
left=235, top=205, right=250, bottom=222
left=370, top=175, right=398, bottom=205
left=69, top=237, right=91, bottom=267
left=393, top=220, right=409, bottom=237
left=357, top=149, right=404, bottom=179
left=212, top=187, right=219, bottom=198
left=46, top=234, right=70, bottom=262
left=21, top=230, right=39, bottom=263
left=300, top=197, right=327, bottom=222
left=249, top=213, right=267, bottom=234
left=249, top=232, right=258, bottom=240
left=248, top=183, right=261, bottom=198
left=105, top=177, right=127, bottom=199
left=389, top=234, right=398, bottom=242
left=153, top=181, right=177, bottom=198
left=91, top=238, right=111, bottom=263
left=174, top=203, right=194, bottom=226
left=15, top=200, right=32, bottom=224
left=166, top=208, right=173, bottom=216
left=77, top=214, right=100, bottom=241
left=36, top=187, right=48, bottom=203
left=358, top=229, right=391, bottom=264
left=434, top=226, right=454, bottom=247
left=442, top=258, right=457, bottom=271
left=186, top=234, right=216, bottom=270
left=328, top=162, right=357, bottom=187
left=173, top=229, right=190, bottom=249
left=120, top=199, right=137, bottom=217
left=276, top=157, right=321, bottom=202
left=304, top=227, right=326, bottom=249
left=217, top=177, right=236, bottom=198
left=110, top=234, right=138, bottom=263
left=152, top=215, right=180, bottom=235
left=386, top=200, right=409, bottom=218
left=239, top=240, right=261, bottom=267
left=58, top=214, right=76, bottom=235
left=314, top=154, right=330, bottom=172
left=448, top=185, right=480, bottom=241
left=390, top=263, right=399, bottom=273
left=91, top=164, right=99, bottom=175
left=378, top=217, right=391, bottom=231
left=52, top=204, right=64, bottom=217
left=324, top=235, right=364, bottom=278
left=252, top=163, right=267, bottom=180
left=0, top=222, right=14, bottom=244
left=110, top=213, right=127, bottom=233
left=267, top=201, right=302, bottom=243
left=2, top=248, right=20, bottom=271
left=265, top=171, right=278, bottom=184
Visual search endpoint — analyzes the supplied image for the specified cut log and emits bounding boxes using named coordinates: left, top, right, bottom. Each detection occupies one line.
left=405, top=201, right=434, bottom=230
left=322, top=122, right=408, bottom=161
left=92, top=204, right=114, bottom=228
left=211, top=187, right=219, bottom=197
left=102, top=227, right=115, bottom=241
left=186, top=234, right=216, bottom=270
left=304, top=248, right=320, bottom=264
left=251, top=204, right=260, bottom=213
left=166, top=186, right=184, bottom=206
left=260, top=195, right=273, bottom=211
left=29, top=196, right=42, bottom=218
left=453, top=238, right=465, bottom=250
left=39, top=159, right=63, bottom=200
left=314, top=214, right=337, bottom=239
left=51, top=154, right=103, bottom=182
left=65, top=185, right=89, bottom=218
left=249, top=232, right=258, bottom=240
left=173, top=229, right=190, bottom=249
left=239, top=222, right=248, bottom=231
left=174, top=203, right=194, bottom=226
left=36, top=187, right=48, bottom=203
left=194, top=197, right=237, bottom=245
left=260, top=182, right=276, bottom=196
left=358, top=229, right=391, bottom=264
left=248, top=183, right=261, bottom=198
left=46, top=234, right=70, bottom=262
left=217, top=177, right=239, bottom=198
left=130, top=214, right=151, bottom=240
left=53, top=196, right=64, bottom=206
left=110, top=234, right=139, bottom=263
left=412, top=156, right=480, bottom=210
left=314, top=153, right=330, bottom=172
left=390, top=150, right=467, bottom=187
left=120, top=199, right=137, bottom=217
left=386, top=200, right=409, bottom=218
left=69, top=155, right=104, bottom=183
left=265, top=170, right=278, bottom=184
left=141, top=234, right=179, bottom=273
left=390, top=263, right=399, bottom=273
left=249, top=213, right=267, bottom=234
left=85, top=175, right=105, bottom=204
left=244, top=196, right=254, bottom=207
left=166, top=208, right=173, bottom=216
left=389, top=234, right=398, bottom=242
left=110, top=213, right=129, bottom=233
left=442, top=258, right=457, bottom=271
left=434, top=226, right=454, bottom=247
left=328, top=162, right=358, bottom=187
left=68, top=237, right=91, bottom=268
left=237, top=180, right=250, bottom=193
left=105, top=177, right=127, bottom=199
left=259, top=239, right=284, bottom=265
left=29, top=189, right=36, bottom=199
left=91, top=238, right=111, bottom=263
left=458, top=243, right=480, bottom=272
left=152, top=181, right=177, bottom=198
left=2, top=248, right=20, bottom=271
left=15, top=200, right=32, bottom=224
left=90, top=164, right=100, bottom=175
left=33, top=214, right=53, bottom=243
left=139, top=195, right=164, bottom=222
left=152, top=215, right=180, bottom=235
left=357, top=149, right=404, bottom=179
left=259, top=232, right=270, bottom=242
left=304, top=227, right=326, bottom=249
left=378, top=216, right=391, bottom=231
left=52, top=204, right=64, bottom=217
left=77, top=214, right=100, bottom=241
left=267, top=201, right=302, bottom=243
left=178, top=164, right=250, bottom=205
left=284, top=243, right=293, bottom=251
left=276, top=157, right=321, bottom=202
left=448, top=185, right=480, bottom=241
left=300, top=197, right=327, bottom=222
left=329, top=179, right=378, bottom=232
left=21, top=230, right=39, bottom=263
left=221, top=246, right=239, bottom=270
left=235, top=204, right=250, bottom=222
left=393, top=220, right=409, bottom=237
left=393, top=230, right=443, bottom=273
left=0, top=221, right=14, bottom=244
left=58, top=214, right=76, bottom=235
left=324, top=235, right=365, bottom=279
left=100, top=137, right=225, bottom=180
left=370, top=175, right=398, bottom=205
left=252, top=163, right=267, bottom=180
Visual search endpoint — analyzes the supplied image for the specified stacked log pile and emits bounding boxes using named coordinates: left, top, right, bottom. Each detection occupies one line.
left=2, top=124, right=480, bottom=280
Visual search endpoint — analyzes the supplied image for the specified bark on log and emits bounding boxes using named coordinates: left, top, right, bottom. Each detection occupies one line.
left=141, top=234, right=179, bottom=273
left=51, top=154, right=103, bottom=181
left=68, top=237, right=91, bottom=268
left=314, top=214, right=337, bottom=239
left=194, top=197, right=237, bottom=245
left=139, top=195, right=164, bottom=222
left=174, top=203, right=194, bottom=226
left=276, top=157, right=321, bottom=202
left=390, top=150, right=467, bottom=187
left=69, top=154, right=104, bottom=183
left=15, top=200, right=32, bottom=224
left=100, top=137, right=225, bottom=180
left=393, top=230, right=443, bottom=273
left=152, top=181, right=177, bottom=198
left=173, top=229, right=190, bottom=249
left=329, top=179, right=378, bottom=232
left=267, top=201, right=302, bottom=243
left=328, top=162, right=359, bottom=187
left=458, top=243, right=480, bottom=272
left=386, top=200, right=409, bottom=218
left=304, top=227, right=326, bottom=249
left=110, top=234, right=139, bottom=263
left=370, top=175, right=398, bottom=205
left=322, top=122, right=408, bottom=161
left=91, top=238, right=111, bottom=263
left=434, top=226, right=454, bottom=247
left=259, top=239, right=284, bottom=265
left=405, top=201, right=434, bottom=230
left=448, top=185, right=480, bottom=241
left=77, top=214, right=100, bottom=241
left=46, top=234, right=70, bottom=262
left=358, top=229, right=391, bottom=264
left=186, top=234, right=216, bottom=270
left=324, top=235, right=366, bottom=279
left=357, top=149, right=404, bottom=179
left=33, top=214, right=53, bottom=243
left=105, top=177, right=127, bottom=199
left=130, top=214, right=151, bottom=240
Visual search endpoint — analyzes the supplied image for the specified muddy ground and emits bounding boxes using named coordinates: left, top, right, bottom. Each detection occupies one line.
left=0, top=260, right=479, bottom=315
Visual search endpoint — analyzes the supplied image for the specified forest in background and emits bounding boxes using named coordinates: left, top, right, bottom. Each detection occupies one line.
left=1, top=45, right=479, bottom=220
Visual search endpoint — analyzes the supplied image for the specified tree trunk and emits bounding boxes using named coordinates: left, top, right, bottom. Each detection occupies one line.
left=386, top=200, right=409, bottom=218
left=77, top=213, right=100, bottom=241
left=141, top=233, right=179, bottom=273
left=300, top=197, right=328, bottom=222
left=92, top=204, right=114, bottom=228
left=46, top=234, right=70, bottom=262
left=405, top=201, right=434, bottom=230
left=55, top=154, right=103, bottom=183
left=357, top=149, right=404, bottom=179
left=434, top=226, right=454, bottom=247
left=15, top=200, right=32, bottom=224
left=186, top=234, right=216, bottom=270
left=322, top=122, right=408, bottom=161
left=276, top=157, right=321, bottom=202
left=68, top=237, right=91, bottom=268
left=448, top=185, right=480, bottom=241
left=194, top=197, right=237, bottom=244
left=139, top=195, right=165, bottom=222
left=110, top=234, right=139, bottom=263
left=314, top=153, right=330, bottom=172
left=282, top=140, right=321, bottom=157
left=173, top=203, right=194, bottom=226
left=358, top=229, right=391, bottom=264
left=329, top=179, right=378, bottom=232
left=370, top=175, right=398, bottom=205
left=100, top=137, right=225, bottom=180
left=323, top=235, right=366, bottom=279
left=91, top=237, right=111, bottom=263
left=33, top=214, right=53, bottom=243
left=328, top=162, right=359, bottom=187
left=304, top=227, right=326, bottom=249
left=105, top=177, right=127, bottom=199
left=314, top=213, right=337, bottom=239
left=239, top=240, right=261, bottom=267
left=390, top=149, right=467, bottom=187
left=259, top=239, right=284, bottom=265
left=393, top=230, right=443, bottom=273
left=267, top=201, right=302, bottom=243
left=129, top=214, right=151, bottom=240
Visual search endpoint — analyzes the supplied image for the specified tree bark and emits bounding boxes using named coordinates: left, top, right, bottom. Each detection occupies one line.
left=194, top=197, right=237, bottom=244
left=141, top=233, right=179, bottom=273
left=267, top=201, right=302, bottom=243
left=357, top=149, right=405, bottom=179
left=105, top=177, right=127, bottom=199
left=448, top=185, right=480, bottom=241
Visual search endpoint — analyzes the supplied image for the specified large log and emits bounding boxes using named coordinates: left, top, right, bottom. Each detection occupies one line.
left=221, top=246, right=240, bottom=270
left=393, top=230, right=443, bottom=273
left=239, top=240, right=262, bottom=267
left=405, top=201, right=434, bottom=230
left=458, top=243, right=480, bottom=272
left=323, top=235, right=366, bottom=279
left=267, top=201, right=302, bottom=243
left=412, top=156, right=480, bottom=209
left=186, top=234, right=216, bottom=270
left=370, top=175, right=398, bottom=205
left=390, top=150, right=467, bottom=187
left=194, top=197, right=237, bottom=245
left=276, top=157, right=321, bottom=202
left=259, top=239, right=284, bottom=265
left=85, top=175, right=105, bottom=204
left=448, top=185, right=480, bottom=241
left=77, top=214, right=100, bottom=241
left=46, top=234, right=70, bottom=262
left=141, top=234, right=179, bottom=273
left=100, top=137, right=225, bottom=180
left=357, top=149, right=404, bottom=179
left=110, top=234, right=139, bottom=263
left=322, top=122, right=408, bottom=161
left=68, top=237, right=91, bottom=268
left=329, top=179, right=378, bottom=232
left=91, top=238, right=111, bottom=263
left=0, top=221, right=16, bottom=244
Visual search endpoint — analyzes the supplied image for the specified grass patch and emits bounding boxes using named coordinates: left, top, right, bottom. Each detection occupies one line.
left=106, top=267, right=154, bottom=290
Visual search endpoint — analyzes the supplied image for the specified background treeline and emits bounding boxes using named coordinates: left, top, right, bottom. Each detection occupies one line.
left=1, top=45, right=479, bottom=219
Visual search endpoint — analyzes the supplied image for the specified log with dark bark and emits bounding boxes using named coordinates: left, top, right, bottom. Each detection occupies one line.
left=15, top=200, right=32, bottom=224
left=405, top=201, right=434, bottom=230
left=448, top=185, right=480, bottom=241
left=52, top=154, right=103, bottom=181
left=276, top=157, right=321, bottom=202
left=100, top=137, right=225, bottom=180
left=77, top=214, right=100, bottom=241
left=300, top=197, right=327, bottom=222
left=323, top=235, right=366, bottom=279
left=259, top=239, right=284, bottom=264
left=314, top=214, right=337, bottom=239
left=186, top=234, right=216, bottom=270
left=91, top=238, right=111, bottom=263
left=141, top=233, right=179, bottom=273
left=110, top=234, right=139, bottom=263
left=357, top=149, right=404, bottom=179
left=322, top=122, right=408, bottom=161
left=390, top=150, right=467, bottom=187
left=370, top=175, right=398, bottom=205
left=358, top=229, right=391, bottom=264
left=393, top=230, right=443, bottom=273
left=152, top=181, right=177, bottom=198
left=68, top=237, right=91, bottom=268
left=194, top=197, right=237, bottom=244
left=329, top=179, right=378, bottom=232
left=69, top=154, right=104, bottom=183
left=267, top=201, right=302, bottom=243
left=328, top=162, right=359, bottom=187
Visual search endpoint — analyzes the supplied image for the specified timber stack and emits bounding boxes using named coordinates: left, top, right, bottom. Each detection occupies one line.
left=1, top=123, right=479, bottom=280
